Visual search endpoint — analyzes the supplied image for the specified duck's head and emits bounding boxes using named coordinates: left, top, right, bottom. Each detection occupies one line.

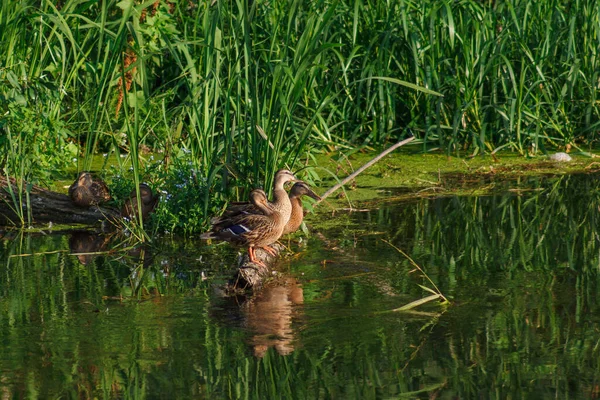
left=137, top=183, right=154, bottom=201
left=249, top=189, right=269, bottom=206
left=273, top=169, right=297, bottom=186
left=290, top=181, right=321, bottom=201
left=77, top=172, right=93, bottom=187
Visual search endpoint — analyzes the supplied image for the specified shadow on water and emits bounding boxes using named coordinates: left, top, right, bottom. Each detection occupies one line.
left=2, top=173, right=600, bottom=398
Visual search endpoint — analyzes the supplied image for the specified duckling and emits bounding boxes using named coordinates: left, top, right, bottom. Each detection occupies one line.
left=201, top=189, right=285, bottom=267
left=121, top=183, right=160, bottom=221
left=68, top=172, right=111, bottom=207
left=281, top=181, right=321, bottom=235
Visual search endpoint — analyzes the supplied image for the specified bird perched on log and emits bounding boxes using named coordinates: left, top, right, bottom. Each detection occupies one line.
left=223, top=180, right=320, bottom=236
left=121, top=183, right=160, bottom=221
left=281, top=181, right=321, bottom=235
left=202, top=169, right=297, bottom=264
left=217, top=170, right=298, bottom=220
left=201, top=189, right=285, bottom=267
left=68, top=172, right=111, bottom=207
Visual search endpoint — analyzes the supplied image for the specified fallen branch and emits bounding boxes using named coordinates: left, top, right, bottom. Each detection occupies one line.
left=0, top=176, right=120, bottom=226
left=316, top=135, right=415, bottom=204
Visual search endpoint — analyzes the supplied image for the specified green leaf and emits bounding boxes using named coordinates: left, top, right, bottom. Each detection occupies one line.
left=116, top=0, right=133, bottom=10
left=392, top=294, right=441, bottom=312
left=354, top=76, right=443, bottom=97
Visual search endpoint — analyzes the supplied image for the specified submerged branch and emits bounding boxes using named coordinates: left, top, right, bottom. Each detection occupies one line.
left=229, top=243, right=286, bottom=290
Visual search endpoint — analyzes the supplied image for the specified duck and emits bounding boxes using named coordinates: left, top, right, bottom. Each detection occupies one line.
left=223, top=180, right=320, bottom=236
left=212, top=169, right=297, bottom=227
left=217, top=169, right=297, bottom=219
left=203, top=169, right=297, bottom=263
left=68, top=172, right=111, bottom=207
left=201, top=189, right=285, bottom=267
left=121, top=183, right=160, bottom=221
left=281, top=181, right=321, bottom=235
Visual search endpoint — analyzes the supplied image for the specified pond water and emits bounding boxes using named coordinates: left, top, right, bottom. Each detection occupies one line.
left=2, top=173, right=600, bottom=399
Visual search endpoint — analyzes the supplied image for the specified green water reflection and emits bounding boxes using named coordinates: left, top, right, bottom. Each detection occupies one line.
left=2, top=173, right=600, bottom=398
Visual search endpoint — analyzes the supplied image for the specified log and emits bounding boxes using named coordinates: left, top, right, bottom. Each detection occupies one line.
left=229, top=243, right=286, bottom=290
left=0, top=176, right=120, bottom=227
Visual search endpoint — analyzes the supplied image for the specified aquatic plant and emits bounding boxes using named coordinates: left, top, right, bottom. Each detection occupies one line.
left=110, top=148, right=225, bottom=236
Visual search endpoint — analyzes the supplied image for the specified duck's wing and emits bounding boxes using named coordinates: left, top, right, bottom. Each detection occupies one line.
left=203, top=213, right=277, bottom=245
left=68, top=182, right=77, bottom=198
left=90, top=180, right=111, bottom=202
left=210, top=203, right=264, bottom=225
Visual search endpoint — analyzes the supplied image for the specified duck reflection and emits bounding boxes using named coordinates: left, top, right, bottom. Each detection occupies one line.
left=242, top=278, right=304, bottom=357
left=69, top=231, right=110, bottom=265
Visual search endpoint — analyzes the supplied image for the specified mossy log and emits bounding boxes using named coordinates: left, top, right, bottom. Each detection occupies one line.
left=0, top=177, right=120, bottom=226
left=231, top=243, right=286, bottom=290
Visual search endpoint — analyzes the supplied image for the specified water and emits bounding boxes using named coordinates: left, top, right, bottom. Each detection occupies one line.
left=2, top=173, right=600, bottom=398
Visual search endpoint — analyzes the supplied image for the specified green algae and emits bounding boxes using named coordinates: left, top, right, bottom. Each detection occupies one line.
left=311, top=149, right=600, bottom=209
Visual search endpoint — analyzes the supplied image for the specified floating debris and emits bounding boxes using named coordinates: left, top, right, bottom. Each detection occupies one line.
left=548, top=152, right=572, bottom=162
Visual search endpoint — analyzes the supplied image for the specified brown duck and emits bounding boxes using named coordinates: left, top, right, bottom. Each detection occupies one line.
left=281, top=181, right=321, bottom=235
left=68, top=172, right=111, bottom=207
left=217, top=170, right=297, bottom=219
left=121, top=183, right=160, bottom=221
left=210, top=169, right=297, bottom=255
left=219, top=180, right=320, bottom=236
left=201, top=189, right=286, bottom=267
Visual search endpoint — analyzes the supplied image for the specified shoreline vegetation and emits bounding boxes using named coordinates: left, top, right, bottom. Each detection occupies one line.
left=1, top=0, right=600, bottom=233
left=1, top=148, right=597, bottom=231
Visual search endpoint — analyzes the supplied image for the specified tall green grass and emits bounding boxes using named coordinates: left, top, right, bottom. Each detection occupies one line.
left=1, top=0, right=599, bottom=230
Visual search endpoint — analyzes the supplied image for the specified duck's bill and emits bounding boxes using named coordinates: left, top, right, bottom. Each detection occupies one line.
left=307, top=189, right=322, bottom=201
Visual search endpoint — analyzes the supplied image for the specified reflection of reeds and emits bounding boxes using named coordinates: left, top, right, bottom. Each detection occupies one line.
left=382, top=239, right=449, bottom=310
left=412, top=174, right=600, bottom=275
